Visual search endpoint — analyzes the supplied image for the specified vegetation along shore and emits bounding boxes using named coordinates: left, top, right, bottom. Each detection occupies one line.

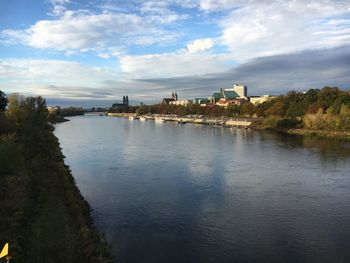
left=108, top=86, right=350, bottom=139
left=0, top=91, right=114, bottom=263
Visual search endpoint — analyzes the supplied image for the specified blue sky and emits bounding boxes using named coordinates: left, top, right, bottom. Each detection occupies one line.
left=1, top=0, right=350, bottom=106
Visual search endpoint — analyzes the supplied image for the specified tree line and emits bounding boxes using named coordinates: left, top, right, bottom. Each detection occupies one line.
left=0, top=91, right=113, bottom=262
left=258, top=87, right=350, bottom=131
left=108, top=86, right=350, bottom=131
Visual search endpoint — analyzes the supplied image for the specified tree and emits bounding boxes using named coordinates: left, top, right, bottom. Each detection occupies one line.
left=241, top=102, right=254, bottom=116
left=20, top=96, right=48, bottom=127
left=265, top=98, right=286, bottom=117
left=0, top=90, right=8, bottom=111
left=6, top=93, right=22, bottom=122
left=286, top=101, right=307, bottom=118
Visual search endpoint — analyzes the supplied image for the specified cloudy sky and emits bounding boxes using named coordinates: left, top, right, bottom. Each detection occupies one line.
left=1, top=0, right=350, bottom=106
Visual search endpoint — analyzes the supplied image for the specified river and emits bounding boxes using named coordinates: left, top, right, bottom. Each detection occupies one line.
left=54, top=115, right=350, bottom=263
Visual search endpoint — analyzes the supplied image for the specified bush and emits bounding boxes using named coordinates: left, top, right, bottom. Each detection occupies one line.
left=263, top=116, right=280, bottom=129
left=303, top=105, right=350, bottom=131
left=276, top=118, right=300, bottom=129
left=263, top=116, right=300, bottom=130
left=303, top=109, right=326, bottom=130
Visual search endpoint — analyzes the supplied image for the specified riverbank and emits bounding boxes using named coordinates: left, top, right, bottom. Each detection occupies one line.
left=48, top=107, right=85, bottom=124
left=49, top=115, right=70, bottom=123
left=106, top=113, right=350, bottom=139
left=1, top=131, right=114, bottom=263
left=0, top=96, right=113, bottom=262
left=288, top=128, right=350, bottom=139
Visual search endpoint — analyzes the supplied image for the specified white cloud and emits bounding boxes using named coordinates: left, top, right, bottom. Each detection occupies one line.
left=187, top=38, right=215, bottom=53
left=141, top=1, right=169, bottom=14
left=1, top=0, right=350, bottom=101
left=49, top=0, right=71, bottom=16
left=1, top=45, right=350, bottom=105
left=199, top=0, right=239, bottom=11
left=0, top=59, right=118, bottom=98
left=0, top=57, right=217, bottom=102
left=1, top=56, right=221, bottom=101
left=50, top=0, right=70, bottom=4
left=97, top=53, right=112, bottom=59
left=2, top=0, right=349, bottom=64
left=119, top=51, right=229, bottom=78
left=1, top=8, right=183, bottom=55
left=217, top=0, right=350, bottom=61
left=140, top=1, right=189, bottom=24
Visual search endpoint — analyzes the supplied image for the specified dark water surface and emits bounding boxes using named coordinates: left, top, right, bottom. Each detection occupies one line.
left=54, top=115, right=350, bottom=263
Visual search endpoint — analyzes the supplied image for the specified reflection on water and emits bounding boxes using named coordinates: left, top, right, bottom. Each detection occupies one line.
left=54, top=116, right=350, bottom=263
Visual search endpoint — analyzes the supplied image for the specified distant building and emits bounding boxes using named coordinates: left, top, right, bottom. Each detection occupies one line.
left=249, top=95, right=276, bottom=105
left=162, top=92, right=178, bottom=104
left=212, top=88, right=239, bottom=103
left=169, top=100, right=192, bottom=106
left=112, top=95, right=129, bottom=109
left=210, top=85, right=248, bottom=108
left=193, top=98, right=210, bottom=106
left=232, top=84, right=247, bottom=98
left=215, top=98, right=246, bottom=107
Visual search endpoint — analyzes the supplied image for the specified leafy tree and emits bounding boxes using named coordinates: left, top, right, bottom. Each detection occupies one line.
left=304, top=89, right=320, bottom=105
left=340, top=104, right=350, bottom=115
left=317, top=86, right=342, bottom=110
left=227, top=105, right=240, bottom=116
left=20, top=96, right=48, bottom=127
left=0, top=90, right=8, bottom=111
left=307, top=102, right=323, bottom=114
left=265, top=98, right=286, bottom=117
left=286, top=101, right=307, bottom=118
left=241, top=102, right=254, bottom=116
left=6, top=93, right=23, bottom=124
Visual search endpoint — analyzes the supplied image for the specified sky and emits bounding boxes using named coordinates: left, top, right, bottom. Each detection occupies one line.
left=0, top=0, right=350, bottom=106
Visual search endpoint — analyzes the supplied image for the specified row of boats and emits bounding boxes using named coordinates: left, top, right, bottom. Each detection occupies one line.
left=129, top=116, right=165, bottom=122
left=126, top=115, right=253, bottom=127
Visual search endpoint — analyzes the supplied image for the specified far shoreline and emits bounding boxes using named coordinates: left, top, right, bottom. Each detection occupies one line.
left=102, top=113, right=350, bottom=140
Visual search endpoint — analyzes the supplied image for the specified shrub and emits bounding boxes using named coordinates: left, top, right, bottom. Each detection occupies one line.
left=276, top=118, right=300, bottom=129
left=263, top=116, right=280, bottom=129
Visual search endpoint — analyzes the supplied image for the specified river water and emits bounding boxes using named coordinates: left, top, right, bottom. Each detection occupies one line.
left=54, top=115, right=350, bottom=263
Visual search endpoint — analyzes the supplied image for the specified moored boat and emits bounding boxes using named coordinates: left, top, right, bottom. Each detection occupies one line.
left=155, top=117, right=165, bottom=122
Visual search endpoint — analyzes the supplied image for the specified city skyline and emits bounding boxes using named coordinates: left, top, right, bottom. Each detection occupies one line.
left=1, top=0, right=350, bottom=106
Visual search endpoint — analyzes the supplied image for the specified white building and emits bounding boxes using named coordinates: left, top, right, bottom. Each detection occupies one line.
left=233, top=84, right=247, bottom=98
left=220, top=84, right=247, bottom=98
left=250, top=95, right=276, bottom=105
left=169, top=100, right=192, bottom=106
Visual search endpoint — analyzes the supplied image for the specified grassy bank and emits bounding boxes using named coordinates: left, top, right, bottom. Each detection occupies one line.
left=288, top=128, right=350, bottom=139
left=257, top=116, right=350, bottom=139
left=0, top=94, right=113, bottom=262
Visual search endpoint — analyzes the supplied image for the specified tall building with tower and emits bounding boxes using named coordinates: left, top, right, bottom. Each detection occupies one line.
left=232, top=84, right=247, bottom=98
left=162, top=91, right=178, bottom=104
left=122, top=95, right=129, bottom=106
left=112, top=95, right=129, bottom=109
